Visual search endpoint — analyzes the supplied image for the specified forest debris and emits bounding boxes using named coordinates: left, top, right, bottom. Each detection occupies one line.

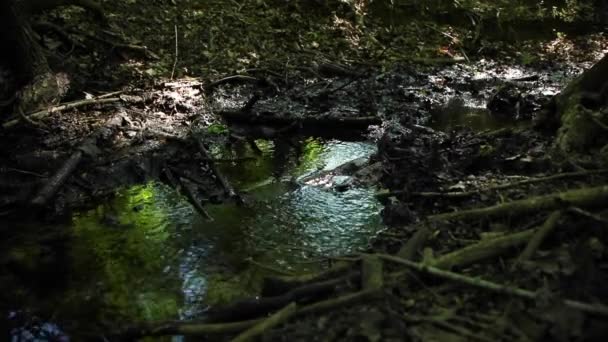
left=230, top=302, right=297, bottom=342
left=376, top=253, right=608, bottom=316
left=3, top=97, right=121, bottom=128
left=513, top=211, right=562, bottom=268
left=428, top=185, right=608, bottom=222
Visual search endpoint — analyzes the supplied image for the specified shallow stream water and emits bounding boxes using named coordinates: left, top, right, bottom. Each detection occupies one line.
left=2, top=138, right=383, bottom=337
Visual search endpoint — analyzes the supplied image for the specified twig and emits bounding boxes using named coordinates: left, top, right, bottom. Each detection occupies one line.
left=230, top=303, right=297, bottom=342
left=206, top=75, right=259, bottom=92
left=567, top=206, right=608, bottom=224
left=3, top=97, right=120, bottom=128
left=171, top=24, right=178, bottom=79
left=376, top=253, right=608, bottom=316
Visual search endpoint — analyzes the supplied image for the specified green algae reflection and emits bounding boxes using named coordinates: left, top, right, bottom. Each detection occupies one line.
left=70, top=183, right=180, bottom=323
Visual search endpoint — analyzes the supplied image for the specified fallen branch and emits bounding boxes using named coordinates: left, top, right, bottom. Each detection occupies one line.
left=261, top=262, right=352, bottom=296
left=206, top=75, right=260, bottom=92
left=118, top=286, right=375, bottom=339
left=30, top=148, right=84, bottom=207
left=514, top=211, right=562, bottom=268
left=376, top=253, right=608, bottom=316
left=230, top=302, right=297, bottom=342
left=3, top=97, right=121, bottom=128
left=431, top=228, right=537, bottom=270
left=206, top=272, right=359, bottom=323
left=428, top=185, right=608, bottom=222
left=376, top=169, right=608, bottom=200
left=194, top=136, right=244, bottom=205
left=178, top=177, right=213, bottom=221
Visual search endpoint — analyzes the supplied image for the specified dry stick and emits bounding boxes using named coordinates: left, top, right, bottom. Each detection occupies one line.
left=567, top=206, right=608, bottom=224
left=428, top=185, right=608, bottom=222
left=514, top=211, right=562, bottom=268
left=170, top=24, right=178, bottom=80
left=376, top=253, right=608, bottom=316
left=206, top=75, right=259, bottom=91
left=3, top=97, right=121, bottom=128
left=230, top=302, right=297, bottom=342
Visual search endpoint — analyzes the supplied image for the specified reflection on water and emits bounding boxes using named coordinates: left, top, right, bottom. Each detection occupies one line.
left=5, top=139, right=383, bottom=336
left=429, top=98, right=522, bottom=132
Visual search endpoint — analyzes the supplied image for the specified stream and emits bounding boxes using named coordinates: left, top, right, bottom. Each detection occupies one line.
left=2, top=138, right=383, bottom=336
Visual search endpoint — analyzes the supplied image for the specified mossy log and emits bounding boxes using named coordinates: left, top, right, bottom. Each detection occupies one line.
left=550, top=53, right=608, bottom=151
left=428, top=185, right=608, bottom=222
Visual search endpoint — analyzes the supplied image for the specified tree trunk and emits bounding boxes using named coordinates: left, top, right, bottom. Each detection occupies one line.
left=547, top=53, right=608, bottom=152
left=1, top=0, right=49, bottom=87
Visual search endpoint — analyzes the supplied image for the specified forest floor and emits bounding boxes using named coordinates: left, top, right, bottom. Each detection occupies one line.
left=1, top=0, right=608, bottom=341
